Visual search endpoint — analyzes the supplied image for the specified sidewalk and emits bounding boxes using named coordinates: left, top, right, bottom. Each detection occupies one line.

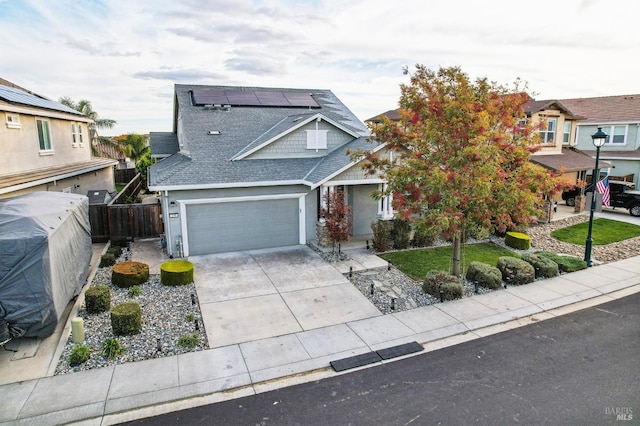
left=2, top=239, right=640, bottom=425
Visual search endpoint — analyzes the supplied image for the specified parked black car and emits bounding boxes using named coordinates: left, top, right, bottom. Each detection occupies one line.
left=562, top=180, right=640, bottom=216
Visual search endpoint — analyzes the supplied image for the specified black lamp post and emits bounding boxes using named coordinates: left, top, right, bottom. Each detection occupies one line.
left=584, top=127, right=607, bottom=267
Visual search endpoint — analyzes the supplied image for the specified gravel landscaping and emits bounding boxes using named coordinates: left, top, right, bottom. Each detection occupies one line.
left=55, top=214, right=639, bottom=373
left=54, top=246, right=207, bottom=375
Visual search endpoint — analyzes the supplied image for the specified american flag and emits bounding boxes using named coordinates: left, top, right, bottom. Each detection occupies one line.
left=596, top=176, right=610, bottom=207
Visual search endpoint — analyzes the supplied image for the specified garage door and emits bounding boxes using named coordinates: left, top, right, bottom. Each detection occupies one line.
left=186, top=198, right=299, bottom=255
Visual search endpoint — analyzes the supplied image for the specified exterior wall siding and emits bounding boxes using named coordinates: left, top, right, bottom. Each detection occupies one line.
left=1, top=110, right=92, bottom=175
left=575, top=123, right=640, bottom=151
left=247, top=120, right=353, bottom=159
left=350, top=184, right=378, bottom=235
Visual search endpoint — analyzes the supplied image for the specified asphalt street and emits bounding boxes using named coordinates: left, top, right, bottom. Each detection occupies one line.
left=123, top=293, right=640, bottom=426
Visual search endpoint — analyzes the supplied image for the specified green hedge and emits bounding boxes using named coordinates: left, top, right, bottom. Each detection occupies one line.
left=535, top=251, right=587, bottom=273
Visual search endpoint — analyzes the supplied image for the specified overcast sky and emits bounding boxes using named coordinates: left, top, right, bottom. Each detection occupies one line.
left=1, top=0, right=639, bottom=136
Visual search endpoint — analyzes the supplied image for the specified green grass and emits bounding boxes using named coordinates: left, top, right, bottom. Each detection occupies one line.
left=551, top=218, right=640, bottom=246
left=380, top=242, right=517, bottom=281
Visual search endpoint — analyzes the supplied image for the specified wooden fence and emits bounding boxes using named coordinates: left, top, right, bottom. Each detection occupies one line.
left=89, top=173, right=163, bottom=242
left=115, top=168, right=137, bottom=184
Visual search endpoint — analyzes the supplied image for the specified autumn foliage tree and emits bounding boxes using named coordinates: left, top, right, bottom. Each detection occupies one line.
left=353, top=65, right=563, bottom=276
left=321, top=191, right=352, bottom=252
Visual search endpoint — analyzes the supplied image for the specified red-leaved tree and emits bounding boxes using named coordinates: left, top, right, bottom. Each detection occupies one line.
left=351, top=65, right=564, bottom=276
left=321, top=191, right=352, bottom=252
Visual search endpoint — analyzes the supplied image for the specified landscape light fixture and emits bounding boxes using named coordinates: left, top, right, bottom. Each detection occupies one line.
left=584, top=127, right=608, bottom=267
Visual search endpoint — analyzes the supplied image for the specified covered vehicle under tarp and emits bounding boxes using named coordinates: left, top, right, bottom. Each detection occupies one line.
left=0, top=192, right=92, bottom=341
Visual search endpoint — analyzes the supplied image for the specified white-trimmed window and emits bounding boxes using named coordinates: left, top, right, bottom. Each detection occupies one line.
left=71, top=123, right=85, bottom=147
left=605, top=125, right=627, bottom=144
left=36, top=118, right=53, bottom=151
left=563, top=121, right=571, bottom=144
left=538, top=118, right=556, bottom=145
left=306, top=130, right=328, bottom=150
left=71, top=123, right=78, bottom=146
left=5, top=113, right=21, bottom=129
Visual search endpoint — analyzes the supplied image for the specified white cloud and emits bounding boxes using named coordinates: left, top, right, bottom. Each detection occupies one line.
left=1, top=0, right=639, bottom=136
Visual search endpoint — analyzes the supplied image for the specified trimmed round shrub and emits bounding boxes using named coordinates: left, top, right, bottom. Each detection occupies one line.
left=160, top=260, right=194, bottom=286
left=107, top=245, right=123, bottom=259
left=110, top=302, right=142, bottom=336
left=496, top=256, right=535, bottom=285
left=85, top=285, right=111, bottom=314
left=535, top=251, right=587, bottom=273
left=466, top=261, right=503, bottom=289
left=505, top=231, right=531, bottom=250
left=521, top=253, right=559, bottom=278
left=111, top=261, right=149, bottom=288
left=423, top=270, right=464, bottom=300
left=99, top=253, right=116, bottom=268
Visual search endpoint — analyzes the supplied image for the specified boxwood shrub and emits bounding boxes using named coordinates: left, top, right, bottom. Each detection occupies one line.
left=496, top=256, right=535, bottom=285
left=85, top=285, right=111, bottom=314
left=110, top=301, right=142, bottom=336
left=521, top=252, right=559, bottom=278
left=466, top=261, right=503, bottom=289
left=423, top=270, right=464, bottom=300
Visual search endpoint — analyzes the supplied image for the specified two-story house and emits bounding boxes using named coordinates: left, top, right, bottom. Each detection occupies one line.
left=524, top=99, right=603, bottom=195
left=148, top=85, right=390, bottom=257
left=0, top=79, right=117, bottom=199
left=560, top=94, right=640, bottom=187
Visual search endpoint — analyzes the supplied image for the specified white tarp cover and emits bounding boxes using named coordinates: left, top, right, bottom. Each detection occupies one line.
left=0, top=192, right=92, bottom=339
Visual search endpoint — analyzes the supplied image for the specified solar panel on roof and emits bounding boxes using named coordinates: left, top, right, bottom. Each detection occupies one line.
left=191, top=89, right=320, bottom=108
left=0, top=84, right=83, bottom=115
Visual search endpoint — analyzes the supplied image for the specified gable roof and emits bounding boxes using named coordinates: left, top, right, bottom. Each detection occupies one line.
left=148, top=85, right=371, bottom=190
left=523, top=99, right=579, bottom=119
left=559, top=94, right=640, bottom=123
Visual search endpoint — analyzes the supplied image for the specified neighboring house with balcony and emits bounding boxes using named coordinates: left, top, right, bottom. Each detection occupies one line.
left=148, top=85, right=390, bottom=257
left=559, top=94, right=640, bottom=187
left=0, top=79, right=117, bottom=199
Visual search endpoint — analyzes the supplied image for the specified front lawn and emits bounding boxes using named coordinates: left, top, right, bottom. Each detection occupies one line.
left=551, top=218, right=640, bottom=245
left=380, top=242, right=517, bottom=281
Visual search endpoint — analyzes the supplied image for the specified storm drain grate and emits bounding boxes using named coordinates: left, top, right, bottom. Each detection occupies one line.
left=330, top=341, right=424, bottom=372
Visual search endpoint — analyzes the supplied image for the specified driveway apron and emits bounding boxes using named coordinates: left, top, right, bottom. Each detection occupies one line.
left=190, top=246, right=381, bottom=348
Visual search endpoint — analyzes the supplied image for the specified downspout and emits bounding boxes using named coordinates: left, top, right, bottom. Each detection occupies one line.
left=163, top=190, right=172, bottom=256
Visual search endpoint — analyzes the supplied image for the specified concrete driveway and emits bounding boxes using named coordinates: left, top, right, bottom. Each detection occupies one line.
left=190, top=245, right=382, bottom=348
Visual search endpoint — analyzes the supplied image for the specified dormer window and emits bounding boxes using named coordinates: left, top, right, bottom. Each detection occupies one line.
left=306, top=129, right=328, bottom=150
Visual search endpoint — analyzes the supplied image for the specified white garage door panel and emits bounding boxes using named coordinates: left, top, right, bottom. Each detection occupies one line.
left=187, top=199, right=299, bottom=255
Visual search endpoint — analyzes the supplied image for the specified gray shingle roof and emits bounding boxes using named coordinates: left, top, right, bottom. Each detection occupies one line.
left=149, top=132, right=179, bottom=157
left=149, top=85, right=371, bottom=189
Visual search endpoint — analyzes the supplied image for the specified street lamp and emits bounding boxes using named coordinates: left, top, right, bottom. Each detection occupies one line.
left=584, top=127, right=607, bottom=267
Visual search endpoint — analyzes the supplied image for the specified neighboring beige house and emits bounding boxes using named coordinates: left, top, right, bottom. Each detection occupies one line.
left=0, top=79, right=117, bottom=199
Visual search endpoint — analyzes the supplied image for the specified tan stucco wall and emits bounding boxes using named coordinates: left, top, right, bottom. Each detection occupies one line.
left=530, top=108, right=576, bottom=156
left=1, top=109, right=92, bottom=175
